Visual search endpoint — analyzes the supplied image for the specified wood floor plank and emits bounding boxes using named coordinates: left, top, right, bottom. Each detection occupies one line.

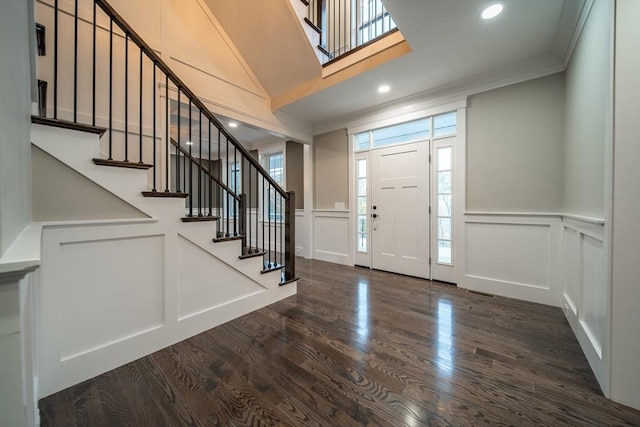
left=39, top=258, right=640, bottom=426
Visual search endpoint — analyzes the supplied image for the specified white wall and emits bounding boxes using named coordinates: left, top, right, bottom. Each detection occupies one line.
left=563, top=0, right=611, bottom=218
left=0, top=0, right=34, bottom=256
left=467, top=73, right=565, bottom=213
left=610, top=0, right=640, bottom=410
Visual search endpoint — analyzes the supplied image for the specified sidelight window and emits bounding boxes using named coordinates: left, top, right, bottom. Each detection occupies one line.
left=356, top=158, right=368, bottom=252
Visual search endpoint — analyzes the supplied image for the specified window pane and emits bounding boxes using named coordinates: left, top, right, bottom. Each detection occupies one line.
left=357, top=159, right=367, bottom=178
left=438, top=194, right=452, bottom=217
left=438, top=171, right=451, bottom=194
left=358, top=233, right=367, bottom=252
left=438, top=217, right=452, bottom=240
left=434, top=111, right=457, bottom=137
left=358, top=197, right=367, bottom=215
left=355, top=132, right=370, bottom=150
left=267, top=153, right=284, bottom=185
left=358, top=178, right=367, bottom=196
left=438, top=240, right=452, bottom=264
left=372, top=118, right=430, bottom=148
left=358, top=215, right=367, bottom=233
left=437, top=146, right=452, bottom=171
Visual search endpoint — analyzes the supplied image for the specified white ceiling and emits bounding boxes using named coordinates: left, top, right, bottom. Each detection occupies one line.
left=278, top=0, right=585, bottom=127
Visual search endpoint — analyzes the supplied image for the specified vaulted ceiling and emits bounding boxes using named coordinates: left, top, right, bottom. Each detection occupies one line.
left=208, top=0, right=587, bottom=133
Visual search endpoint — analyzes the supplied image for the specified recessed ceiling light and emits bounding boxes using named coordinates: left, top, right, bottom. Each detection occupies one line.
left=186, top=141, right=193, bottom=145
left=229, top=122, right=238, bottom=128
left=481, top=3, right=503, bottom=20
left=378, top=85, right=390, bottom=93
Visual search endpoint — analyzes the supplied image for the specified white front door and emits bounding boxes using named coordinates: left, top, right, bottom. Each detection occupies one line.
left=370, top=141, right=430, bottom=278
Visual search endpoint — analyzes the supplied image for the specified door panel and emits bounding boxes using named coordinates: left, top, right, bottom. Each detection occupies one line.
left=371, top=141, right=429, bottom=278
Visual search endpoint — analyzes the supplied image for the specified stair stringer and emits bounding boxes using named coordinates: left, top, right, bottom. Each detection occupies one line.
left=31, top=123, right=298, bottom=398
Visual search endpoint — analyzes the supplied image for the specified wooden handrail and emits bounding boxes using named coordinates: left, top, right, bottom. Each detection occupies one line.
left=169, top=138, right=240, bottom=202
left=94, top=0, right=289, bottom=200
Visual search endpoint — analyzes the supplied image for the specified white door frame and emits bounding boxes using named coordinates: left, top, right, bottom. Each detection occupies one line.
left=347, top=103, right=467, bottom=284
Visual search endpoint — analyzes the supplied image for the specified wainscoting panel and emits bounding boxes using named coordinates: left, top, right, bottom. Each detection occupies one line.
left=313, top=210, right=351, bottom=265
left=295, top=209, right=305, bottom=256
left=177, top=235, right=263, bottom=320
left=58, top=235, right=165, bottom=360
left=561, top=217, right=607, bottom=390
left=462, top=214, right=562, bottom=306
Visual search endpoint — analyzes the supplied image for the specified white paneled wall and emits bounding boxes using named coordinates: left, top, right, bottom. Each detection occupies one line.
left=313, top=210, right=351, bottom=265
left=461, top=214, right=563, bottom=306
left=561, top=217, right=607, bottom=387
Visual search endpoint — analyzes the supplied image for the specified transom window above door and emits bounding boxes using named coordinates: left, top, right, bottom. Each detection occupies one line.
left=354, top=112, right=456, bottom=151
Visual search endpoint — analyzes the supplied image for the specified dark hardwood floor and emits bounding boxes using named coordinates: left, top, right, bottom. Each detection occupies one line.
left=40, top=258, right=640, bottom=426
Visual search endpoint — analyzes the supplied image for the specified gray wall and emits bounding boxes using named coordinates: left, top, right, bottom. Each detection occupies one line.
left=286, top=141, right=304, bottom=209
left=314, top=128, right=349, bottom=209
left=467, top=73, right=565, bottom=212
left=32, top=147, right=147, bottom=221
left=563, top=0, right=611, bottom=218
left=0, top=0, right=34, bottom=256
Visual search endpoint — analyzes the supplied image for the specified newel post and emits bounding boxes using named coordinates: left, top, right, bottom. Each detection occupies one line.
left=239, top=193, right=247, bottom=252
left=284, top=191, right=296, bottom=282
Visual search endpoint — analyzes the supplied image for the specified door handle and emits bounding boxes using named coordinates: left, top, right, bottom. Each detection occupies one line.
left=372, top=213, right=378, bottom=218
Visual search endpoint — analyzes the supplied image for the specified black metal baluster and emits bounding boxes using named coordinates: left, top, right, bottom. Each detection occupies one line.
left=188, top=100, right=193, bottom=217
left=268, top=182, right=272, bottom=267
left=255, top=164, right=259, bottom=253
left=73, top=0, right=78, bottom=122
left=164, top=75, right=169, bottom=192
left=108, top=19, right=113, bottom=159
left=233, top=145, right=237, bottom=236
left=216, top=128, right=224, bottom=234
left=92, top=1, right=96, bottom=125
left=198, top=111, right=202, bottom=217
left=54, top=0, right=58, bottom=119
left=248, top=164, right=252, bottom=251
left=124, top=35, right=129, bottom=162
left=139, top=49, right=143, bottom=164
left=226, top=135, right=230, bottom=236
left=217, top=128, right=221, bottom=235
left=281, top=195, right=284, bottom=267
left=208, top=121, right=212, bottom=216
left=262, top=177, right=265, bottom=258
left=176, top=89, right=181, bottom=193
left=152, top=63, right=157, bottom=191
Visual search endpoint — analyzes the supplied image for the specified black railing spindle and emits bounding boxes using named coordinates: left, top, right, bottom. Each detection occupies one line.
left=124, top=35, right=129, bottom=162
left=108, top=19, right=113, bottom=159
left=208, top=121, right=212, bottom=216
left=139, top=48, right=143, bottom=164
left=73, top=0, right=78, bottom=122
left=188, top=100, right=193, bottom=216
left=164, top=75, right=169, bottom=192
left=176, top=89, right=181, bottom=193
left=92, top=1, right=96, bottom=125
left=198, top=111, right=202, bottom=217
left=152, top=63, right=157, bottom=191
left=53, top=0, right=58, bottom=119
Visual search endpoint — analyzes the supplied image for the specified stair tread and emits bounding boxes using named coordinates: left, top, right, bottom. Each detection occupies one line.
left=93, top=158, right=153, bottom=170
left=213, top=235, right=245, bottom=243
left=280, top=276, right=299, bottom=286
left=31, top=115, right=107, bottom=136
left=304, top=17, right=321, bottom=34
left=181, top=216, right=219, bottom=222
left=239, top=250, right=266, bottom=260
left=142, top=191, right=189, bottom=198
left=261, top=262, right=284, bottom=274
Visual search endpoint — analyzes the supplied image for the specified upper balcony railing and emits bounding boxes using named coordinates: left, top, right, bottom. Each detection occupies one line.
left=306, top=0, right=397, bottom=64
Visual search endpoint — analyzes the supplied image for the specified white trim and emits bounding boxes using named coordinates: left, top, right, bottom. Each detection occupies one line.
left=464, top=211, right=605, bottom=225
left=347, top=100, right=466, bottom=135
left=562, top=0, right=596, bottom=68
